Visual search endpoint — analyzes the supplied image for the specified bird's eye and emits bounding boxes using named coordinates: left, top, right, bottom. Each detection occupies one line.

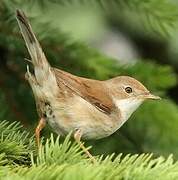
left=125, top=87, right=132, bottom=94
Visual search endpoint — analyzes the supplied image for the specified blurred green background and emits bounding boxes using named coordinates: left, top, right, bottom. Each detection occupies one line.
left=1, top=0, right=178, bottom=159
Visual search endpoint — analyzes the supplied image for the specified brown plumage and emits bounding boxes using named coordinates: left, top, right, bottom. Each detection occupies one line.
left=16, top=10, right=160, bottom=162
left=54, top=68, right=115, bottom=114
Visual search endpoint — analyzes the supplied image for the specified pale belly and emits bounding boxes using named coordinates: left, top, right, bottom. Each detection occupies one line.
left=47, top=115, right=116, bottom=140
left=45, top=96, right=122, bottom=140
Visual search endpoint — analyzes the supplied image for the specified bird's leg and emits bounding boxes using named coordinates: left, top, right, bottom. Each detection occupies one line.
left=35, top=117, right=46, bottom=148
left=74, top=129, right=96, bottom=163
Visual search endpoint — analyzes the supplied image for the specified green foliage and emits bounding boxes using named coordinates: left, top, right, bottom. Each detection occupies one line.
left=0, top=90, right=13, bottom=120
left=0, top=121, right=35, bottom=166
left=114, top=0, right=178, bottom=36
left=15, top=154, right=178, bottom=180
left=0, top=0, right=178, bottom=179
left=0, top=124, right=177, bottom=180
left=33, top=134, right=87, bottom=166
left=1, top=0, right=178, bottom=37
left=123, top=99, right=178, bottom=156
left=21, top=0, right=178, bottom=36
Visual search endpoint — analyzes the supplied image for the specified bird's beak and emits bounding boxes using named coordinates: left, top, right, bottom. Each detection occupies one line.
left=144, top=93, right=161, bottom=100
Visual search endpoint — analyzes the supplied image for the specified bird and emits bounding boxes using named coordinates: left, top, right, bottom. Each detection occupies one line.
left=16, top=9, right=160, bottom=163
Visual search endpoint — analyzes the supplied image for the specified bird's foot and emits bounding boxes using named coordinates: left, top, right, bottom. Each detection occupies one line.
left=74, top=129, right=96, bottom=164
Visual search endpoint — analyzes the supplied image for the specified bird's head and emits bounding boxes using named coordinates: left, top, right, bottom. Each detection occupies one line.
left=106, top=76, right=160, bottom=120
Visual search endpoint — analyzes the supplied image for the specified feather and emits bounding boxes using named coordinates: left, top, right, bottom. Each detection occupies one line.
left=53, top=68, right=115, bottom=115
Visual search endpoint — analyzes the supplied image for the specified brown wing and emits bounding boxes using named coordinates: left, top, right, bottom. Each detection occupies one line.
left=53, top=68, right=115, bottom=115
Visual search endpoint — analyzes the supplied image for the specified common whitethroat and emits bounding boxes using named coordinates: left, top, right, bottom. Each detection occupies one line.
left=16, top=10, right=160, bottom=162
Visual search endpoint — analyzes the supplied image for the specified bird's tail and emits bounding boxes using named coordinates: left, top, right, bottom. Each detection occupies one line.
left=16, top=9, right=52, bottom=85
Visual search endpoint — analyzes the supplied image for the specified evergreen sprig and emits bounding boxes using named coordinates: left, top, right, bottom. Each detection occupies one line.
left=33, top=133, right=88, bottom=166
left=0, top=124, right=177, bottom=179
left=111, top=0, right=178, bottom=36
left=0, top=120, right=35, bottom=166
left=1, top=0, right=178, bottom=36
left=20, top=0, right=178, bottom=36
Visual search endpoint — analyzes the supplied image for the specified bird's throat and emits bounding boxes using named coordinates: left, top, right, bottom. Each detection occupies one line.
left=114, top=97, right=143, bottom=123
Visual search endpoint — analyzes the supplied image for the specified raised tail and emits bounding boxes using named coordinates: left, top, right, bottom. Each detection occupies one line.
left=16, top=9, right=52, bottom=85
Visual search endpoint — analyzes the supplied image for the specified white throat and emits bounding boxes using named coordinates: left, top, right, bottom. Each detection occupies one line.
left=114, top=97, right=143, bottom=125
